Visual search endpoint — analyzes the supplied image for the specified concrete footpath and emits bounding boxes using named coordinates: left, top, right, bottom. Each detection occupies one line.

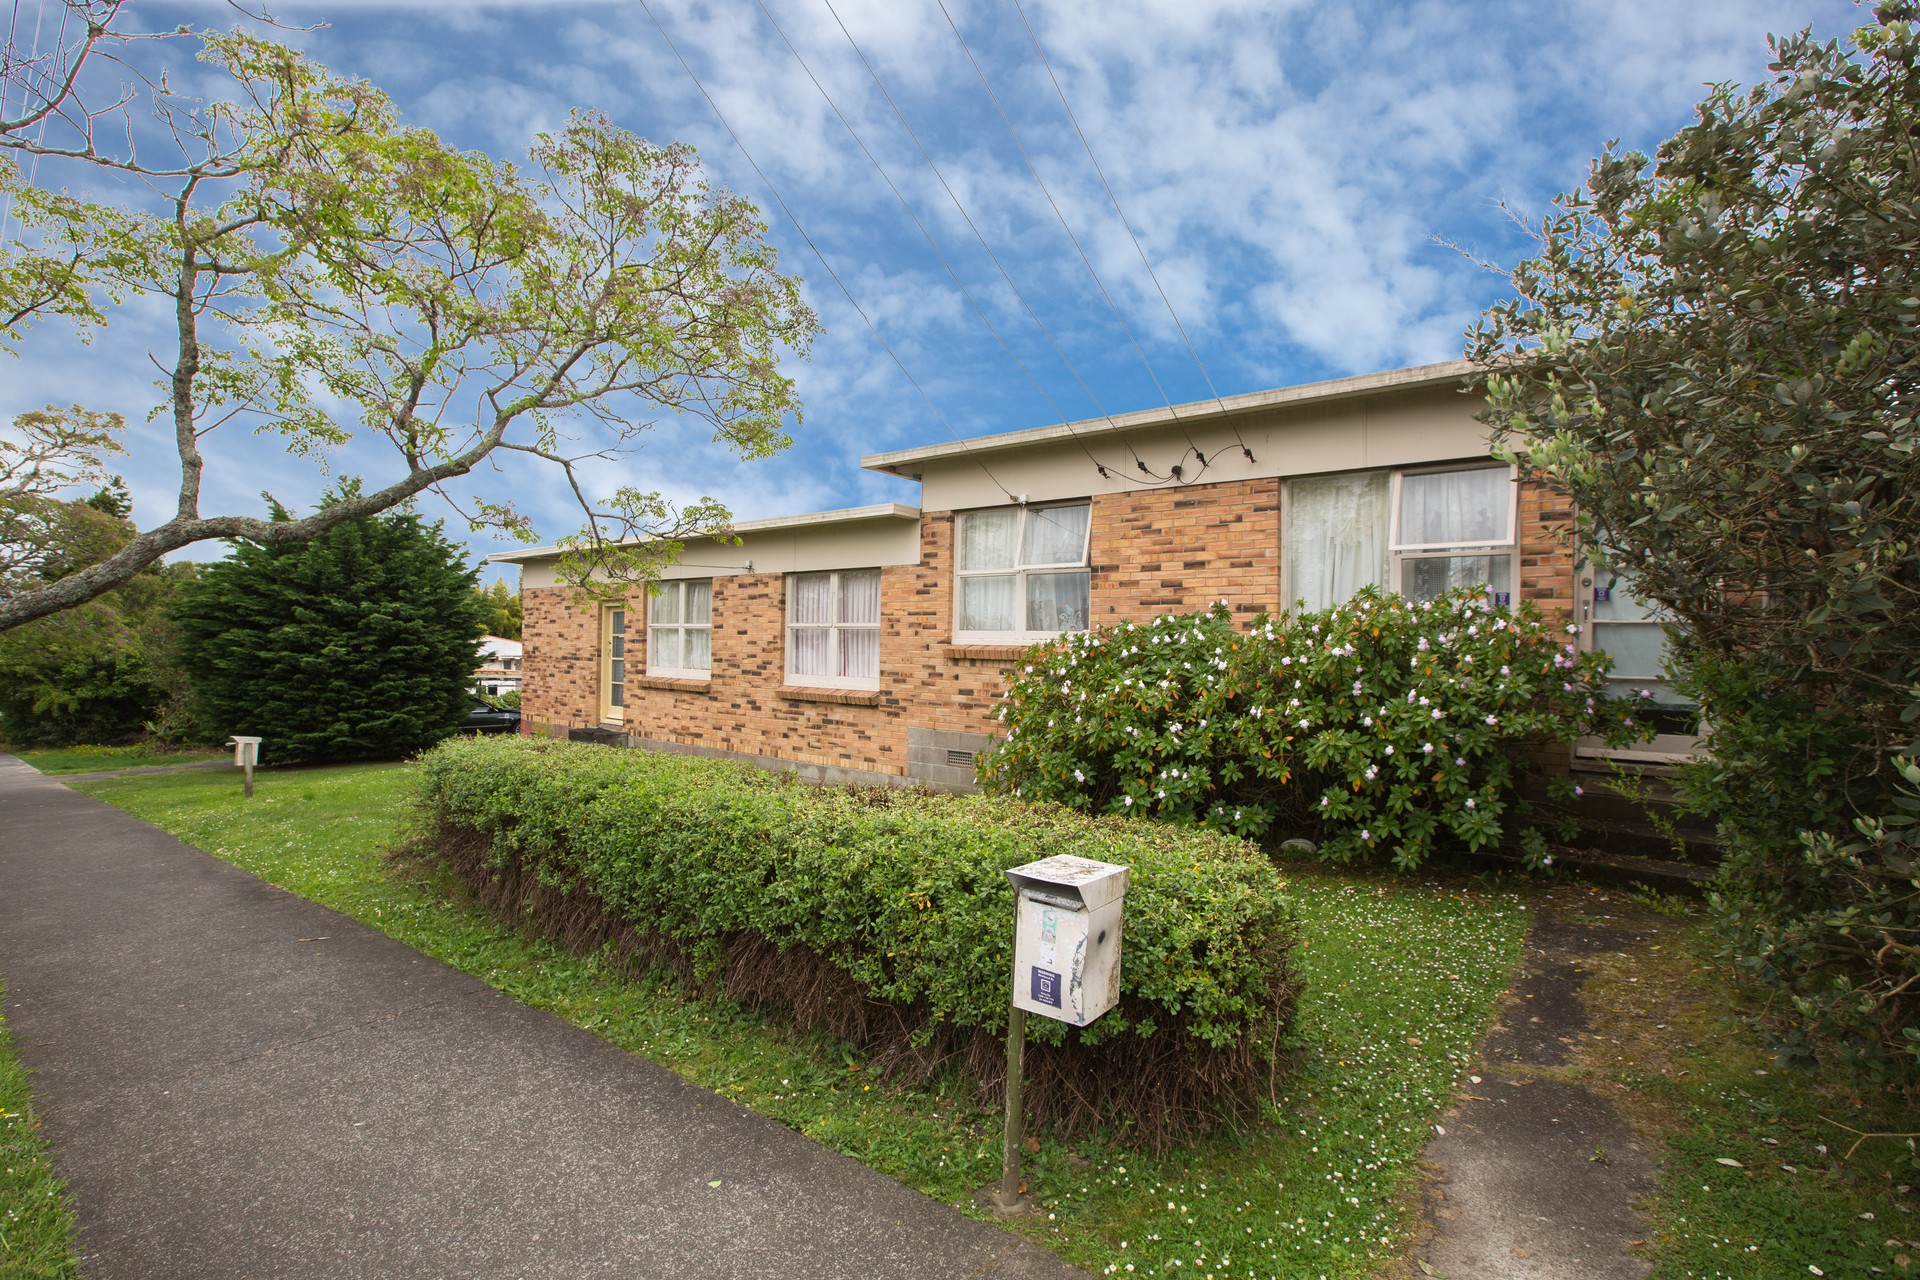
left=0, top=756, right=1086, bottom=1280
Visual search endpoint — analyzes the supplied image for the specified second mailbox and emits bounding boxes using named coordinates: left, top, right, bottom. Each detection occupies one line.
left=1006, top=855, right=1129, bottom=1027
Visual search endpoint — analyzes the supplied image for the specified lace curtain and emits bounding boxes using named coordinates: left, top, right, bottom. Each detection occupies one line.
left=1285, top=473, right=1389, bottom=611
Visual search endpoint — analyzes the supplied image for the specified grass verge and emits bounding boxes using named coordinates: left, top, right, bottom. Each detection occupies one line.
left=0, top=976, right=79, bottom=1280
left=12, top=745, right=226, bottom=775
left=1561, top=897, right=1919, bottom=1280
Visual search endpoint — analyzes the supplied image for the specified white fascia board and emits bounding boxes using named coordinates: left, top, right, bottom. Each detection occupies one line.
left=859, top=360, right=1480, bottom=477
left=485, top=503, right=921, bottom=566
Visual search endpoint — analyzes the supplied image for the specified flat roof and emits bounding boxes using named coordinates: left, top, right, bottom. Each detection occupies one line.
left=860, top=359, right=1479, bottom=476
left=485, top=502, right=921, bottom=565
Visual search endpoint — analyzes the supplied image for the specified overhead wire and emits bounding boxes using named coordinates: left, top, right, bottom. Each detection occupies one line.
left=925, top=0, right=1209, bottom=469
left=804, top=0, right=1186, bottom=486
left=632, top=0, right=1023, bottom=506
left=1006, top=0, right=1255, bottom=463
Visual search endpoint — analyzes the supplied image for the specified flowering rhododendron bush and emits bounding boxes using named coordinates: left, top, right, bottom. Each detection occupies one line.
left=979, top=588, right=1631, bottom=867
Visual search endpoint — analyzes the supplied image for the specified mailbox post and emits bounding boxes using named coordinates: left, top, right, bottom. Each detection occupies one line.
left=228, top=736, right=261, bottom=798
left=980, top=855, right=1128, bottom=1217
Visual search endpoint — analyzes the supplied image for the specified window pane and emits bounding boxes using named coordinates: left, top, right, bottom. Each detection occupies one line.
left=652, top=585, right=682, bottom=625
left=650, top=627, right=679, bottom=670
left=840, top=627, right=879, bottom=679
left=1403, top=554, right=1512, bottom=602
left=684, top=626, right=711, bottom=671
left=791, top=573, right=832, bottom=626
left=609, top=631, right=624, bottom=659
left=685, top=580, right=711, bottom=625
left=957, top=510, right=1018, bottom=570
left=958, top=575, right=1017, bottom=631
left=1026, top=570, right=1090, bottom=633
left=610, top=658, right=623, bottom=684
left=791, top=627, right=829, bottom=677
left=610, top=609, right=625, bottom=637
left=1286, top=473, right=1389, bottom=611
left=1020, top=504, right=1090, bottom=566
left=1398, top=468, right=1509, bottom=547
left=839, top=570, right=881, bottom=625
left=610, top=679, right=623, bottom=708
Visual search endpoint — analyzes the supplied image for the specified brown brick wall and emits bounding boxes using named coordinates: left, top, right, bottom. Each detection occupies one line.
left=521, top=474, right=1578, bottom=771
left=1089, top=479, right=1283, bottom=623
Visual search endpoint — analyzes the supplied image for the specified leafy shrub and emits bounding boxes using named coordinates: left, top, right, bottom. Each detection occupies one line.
left=981, top=590, right=1629, bottom=868
left=1688, top=655, right=1920, bottom=1085
left=404, top=734, right=1300, bottom=1147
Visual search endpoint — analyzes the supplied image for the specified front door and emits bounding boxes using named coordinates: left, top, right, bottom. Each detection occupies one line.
left=1575, top=561, right=1700, bottom=763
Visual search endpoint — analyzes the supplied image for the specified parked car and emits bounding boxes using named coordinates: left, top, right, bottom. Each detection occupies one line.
left=459, top=701, right=521, bottom=735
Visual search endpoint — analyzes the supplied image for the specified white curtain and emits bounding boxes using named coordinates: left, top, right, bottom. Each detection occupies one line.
left=1026, top=571, right=1089, bottom=632
left=683, top=625, right=711, bottom=670
left=839, top=628, right=879, bottom=679
left=791, top=573, right=832, bottom=626
left=1285, top=473, right=1390, bottom=611
left=649, top=627, right=680, bottom=670
left=957, top=510, right=1017, bottom=570
left=790, top=627, right=828, bottom=677
left=837, top=570, right=880, bottom=624
left=1398, top=467, right=1509, bottom=547
left=1404, top=554, right=1511, bottom=602
left=1020, top=504, right=1089, bottom=566
left=651, top=586, right=681, bottom=625
left=959, top=575, right=1016, bottom=631
left=685, top=580, right=712, bottom=625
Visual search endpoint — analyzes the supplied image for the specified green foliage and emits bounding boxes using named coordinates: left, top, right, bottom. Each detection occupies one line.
left=0, top=975, right=79, bottom=1280
left=0, top=497, right=194, bottom=748
left=0, top=29, right=819, bottom=632
left=171, top=502, right=482, bottom=764
left=980, top=592, right=1627, bottom=868
left=472, top=580, right=521, bottom=640
left=1471, top=8, right=1920, bottom=1087
left=411, top=734, right=1294, bottom=1050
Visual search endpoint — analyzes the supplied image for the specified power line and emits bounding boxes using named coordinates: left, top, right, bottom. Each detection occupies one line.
left=632, top=0, right=1022, bottom=506
left=1006, top=0, right=1254, bottom=463
left=749, top=0, right=1166, bottom=487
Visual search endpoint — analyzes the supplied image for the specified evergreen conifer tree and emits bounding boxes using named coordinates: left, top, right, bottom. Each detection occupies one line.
left=173, top=498, right=483, bottom=763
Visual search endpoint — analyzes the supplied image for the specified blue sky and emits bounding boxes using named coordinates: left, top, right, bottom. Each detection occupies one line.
left=0, top=0, right=1867, bottom=583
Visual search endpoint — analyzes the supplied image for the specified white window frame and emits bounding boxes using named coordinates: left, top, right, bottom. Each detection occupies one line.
left=785, top=569, right=882, bottom=691
left=599, top=603, right=627, bottom=722
left=1280, top=462, right=1519, bottom=610
left=646, top=578, right=712, bottom=681
left=952, top=501, right=1092, bottom=643
left=1388, top=463, right=1519, bottom=606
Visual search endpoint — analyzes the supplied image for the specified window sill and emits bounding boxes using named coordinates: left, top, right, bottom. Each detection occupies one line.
left=777, top=686, right=882, bottom=706
left=631, top=675, right=713, bottom=693
left=942, top=644, right=1030, bottom=661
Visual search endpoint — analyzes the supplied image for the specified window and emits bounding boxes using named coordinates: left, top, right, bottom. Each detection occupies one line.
left=954, top=502, right=1091, bottom=640
left=1390, top=465, right=1515, bottom=603
left=1284, top=464, right=1515, bottom=611
left=647, top=579, right=711, bottom=680
left=787, top=570, right=881, bottom=689
left=599, top=605, right=626, bottom=721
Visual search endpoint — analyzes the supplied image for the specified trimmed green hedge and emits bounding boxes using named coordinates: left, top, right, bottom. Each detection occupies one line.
left=403, top=734, right=1299, bottom=1143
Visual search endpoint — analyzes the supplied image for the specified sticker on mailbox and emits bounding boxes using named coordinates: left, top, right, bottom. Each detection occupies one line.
left=1029, top=966, right=1063, bottom=1008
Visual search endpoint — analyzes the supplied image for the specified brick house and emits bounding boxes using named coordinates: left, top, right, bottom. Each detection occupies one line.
left=495, top=359, right=1690, bottom=787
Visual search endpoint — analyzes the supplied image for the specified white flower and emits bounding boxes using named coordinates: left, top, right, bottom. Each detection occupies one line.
left=1384, top=745, right=1394, bottom=755
left=1364, top=765, right=1379, bottom=779
left=1485, top=714, right=1499, bottom=725
left=1074, top=769, right=1086, bottom=783
left=1431, top=709, right=1444, bottom=720
left=1123, top=795, right=1134, bottom=806
left=1422, top=742, right=1435, bottom=754
left=1573, top=785, right=1584, bottom=797
left=1465, top=798, right=1476, bottom=808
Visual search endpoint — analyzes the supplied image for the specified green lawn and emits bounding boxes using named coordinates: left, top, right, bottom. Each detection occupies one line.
left=68, top=762, right=1527, bottom=1278
left=0, top=976, right=79, bottom=1280
left=11, top=744, right=227, bottom=775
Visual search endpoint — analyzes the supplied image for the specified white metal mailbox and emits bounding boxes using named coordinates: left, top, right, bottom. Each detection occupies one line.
left=228, top=736, right=262, bottom=767
left=1006, top=855, right=1128, bottom=1026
